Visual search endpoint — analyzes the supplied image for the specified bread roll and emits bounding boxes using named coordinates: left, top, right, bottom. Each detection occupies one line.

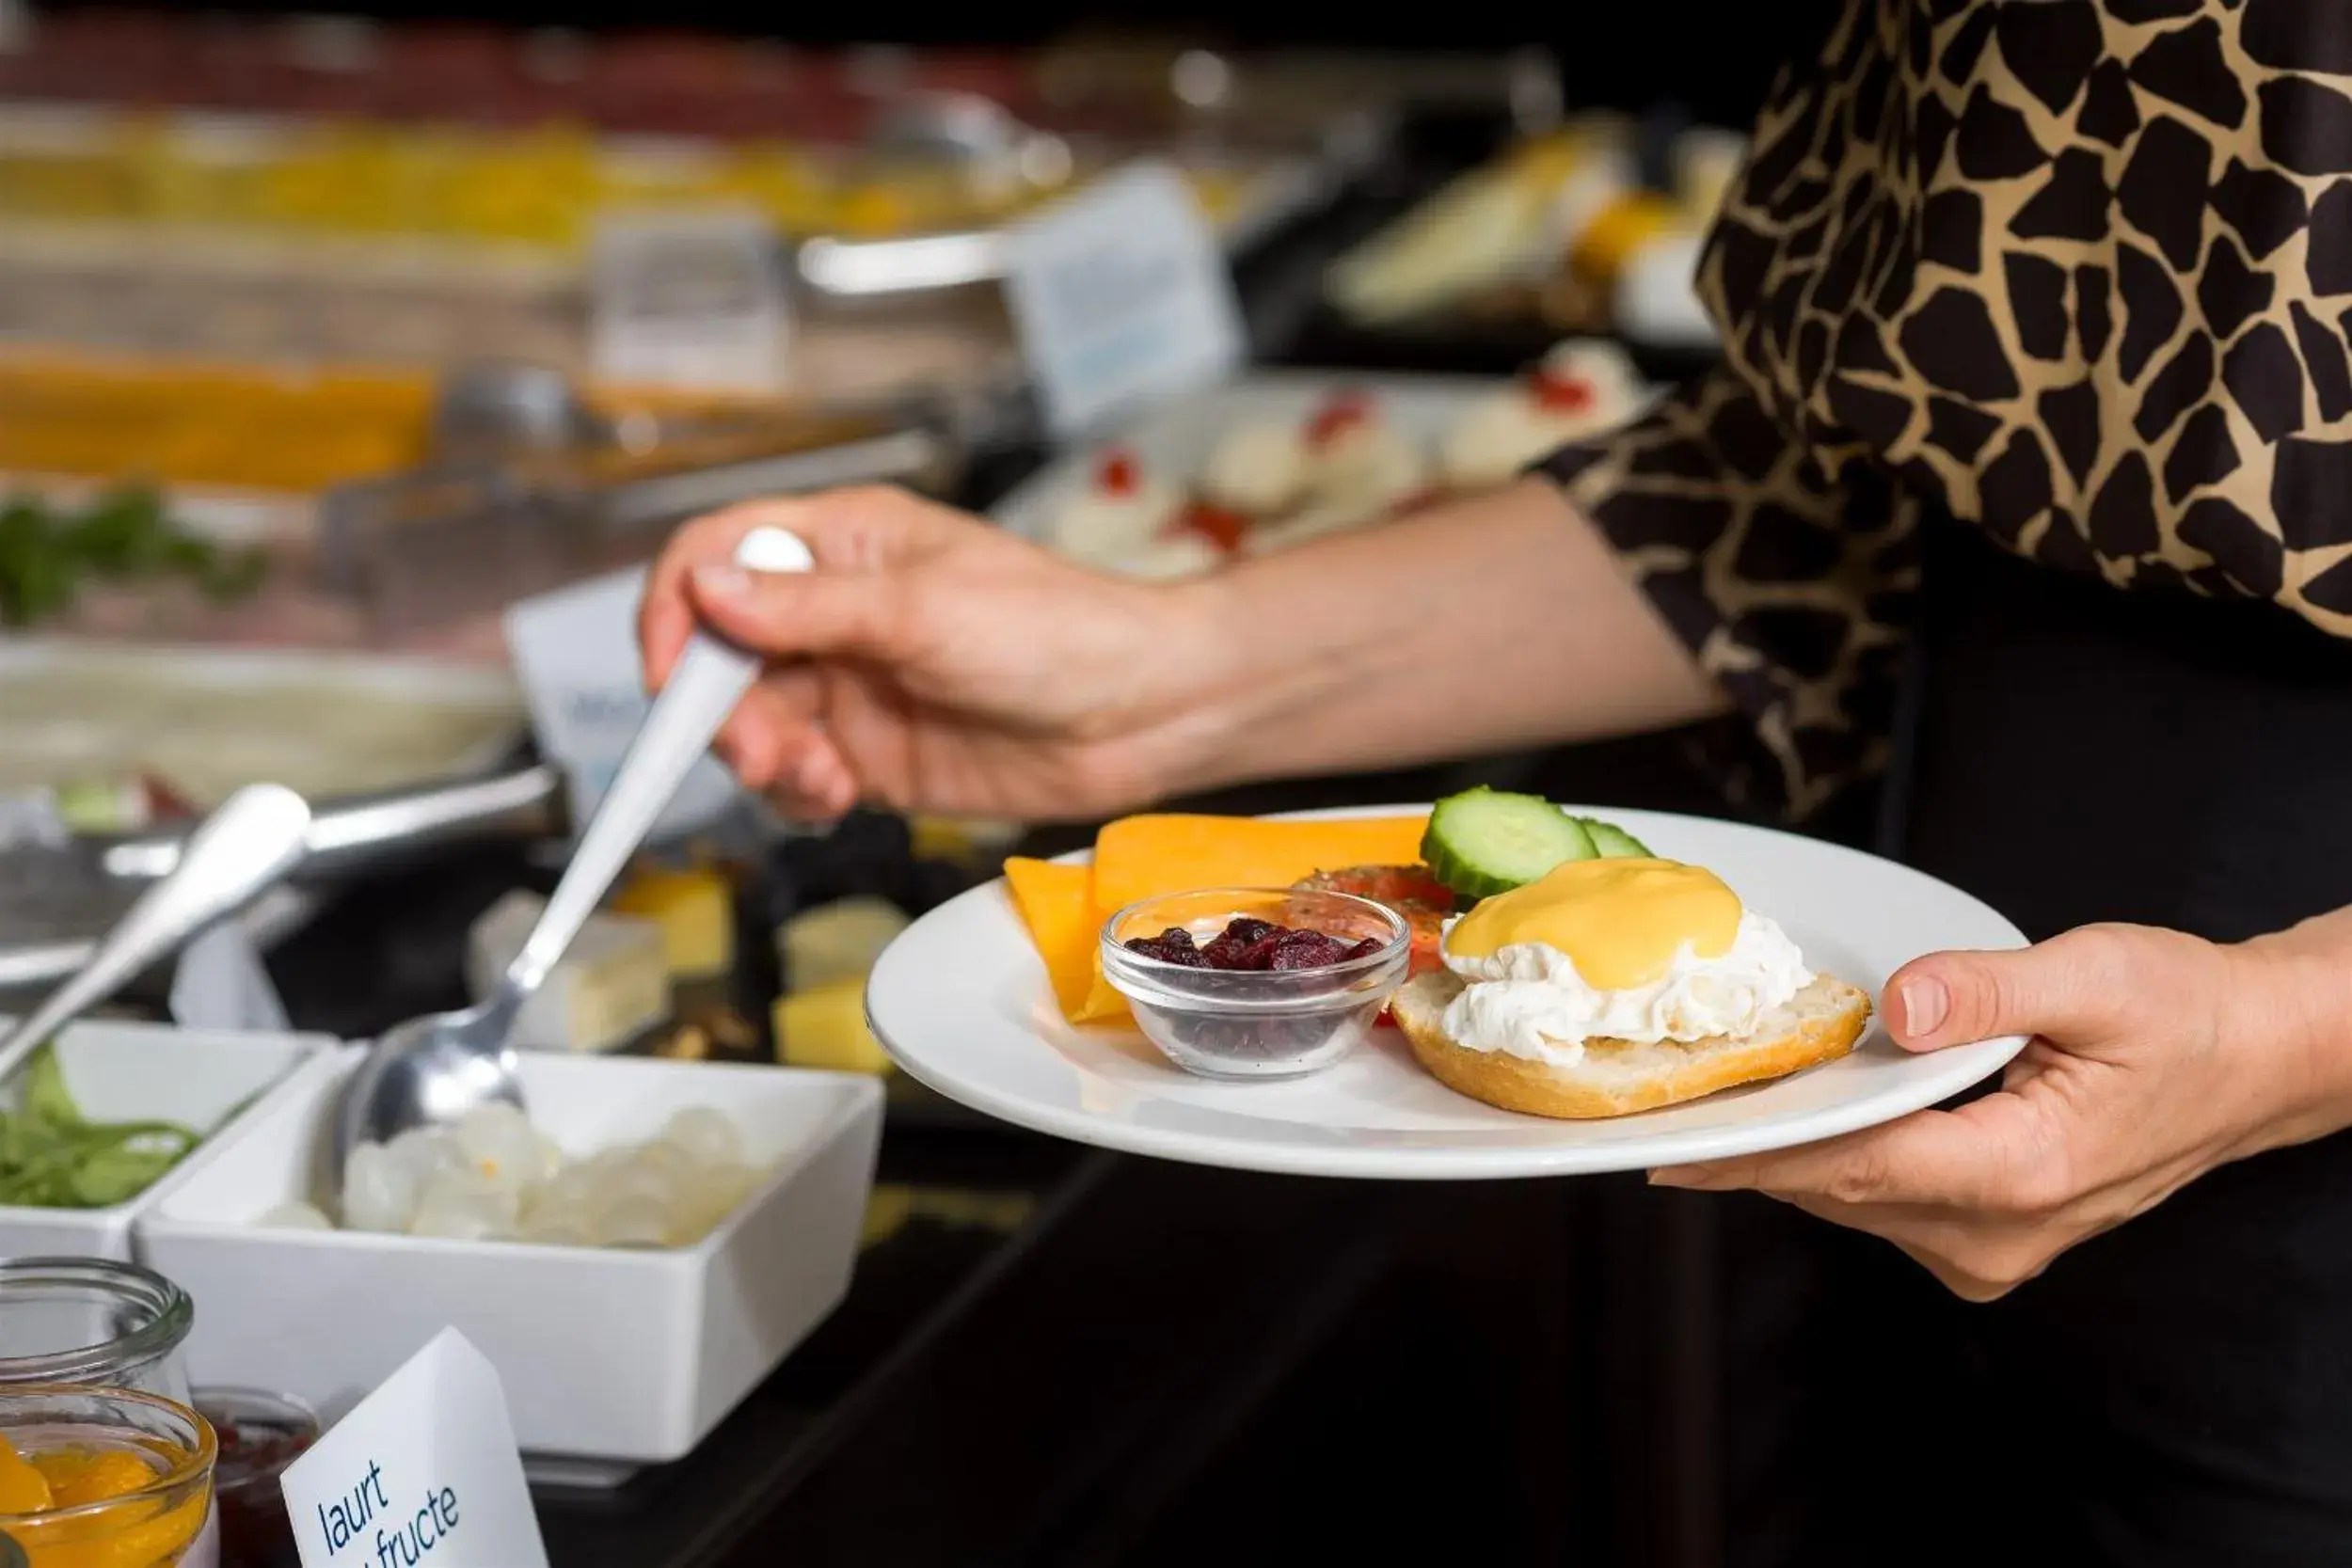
left=1390, top=971, right=1871, bottom=1119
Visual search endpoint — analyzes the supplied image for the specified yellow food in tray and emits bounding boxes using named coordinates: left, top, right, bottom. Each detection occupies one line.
left=0, top=107, right=1264, bottom=252
left=0, top=354, right=437, bottom=493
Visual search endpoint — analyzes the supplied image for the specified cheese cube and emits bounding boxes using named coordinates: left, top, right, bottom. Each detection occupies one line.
left=467, top=890, right=669, bottom=1053
left=610, top=866, right=734, bottom=980
left=774, top=978, right=893, bottom=1075
left=779, top=897, right=910, bottom=991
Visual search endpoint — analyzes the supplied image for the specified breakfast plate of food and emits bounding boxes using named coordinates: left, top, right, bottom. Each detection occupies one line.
left=866, top=793, right=2031, bottom=1180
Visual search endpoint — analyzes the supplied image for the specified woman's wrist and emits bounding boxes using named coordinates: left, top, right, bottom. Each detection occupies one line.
left=2221, top=914, right=2352, bottom=1157
left=1109, top=565, right=1360, bottom=802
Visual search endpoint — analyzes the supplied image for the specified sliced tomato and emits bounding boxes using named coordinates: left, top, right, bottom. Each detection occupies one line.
left=1293, top=863, right=1453, bottom=980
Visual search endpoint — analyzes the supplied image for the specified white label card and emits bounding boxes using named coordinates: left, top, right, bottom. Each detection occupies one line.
left=502, top=566, right=739, bottom=840
left=1002, top=160, right=1247, bottom=438
left=169, top=919, right=288, bottom=1034
left=591, top=204, right=792, bottom=396
left=280, top=1329, right=548, bottom=1568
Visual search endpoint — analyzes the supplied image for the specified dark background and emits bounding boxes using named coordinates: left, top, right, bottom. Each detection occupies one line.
left=34, top=0, right=1839, bottom=130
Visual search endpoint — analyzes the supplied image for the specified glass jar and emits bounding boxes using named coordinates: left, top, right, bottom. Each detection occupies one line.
left=0, top=1384, right=218, bottom=1568
left=192, top=1390, right=315, bottom=1568
left=0, top=1261, right=194, bottom=1404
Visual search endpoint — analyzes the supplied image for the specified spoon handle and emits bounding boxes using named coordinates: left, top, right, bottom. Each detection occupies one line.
left=0, top=784, right=314, bottom=1081
left=505, top=526, right=814, bottom=998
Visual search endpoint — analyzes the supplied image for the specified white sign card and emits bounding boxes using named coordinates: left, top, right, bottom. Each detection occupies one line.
left=1002, top=159, right=1247, bottom=437
left=501, top=565, right=740, bottom=840
left=590, top=204, right=792, bottom=396
left=169, top=920, right=288, bottom=1034
left=280, top=1328, right=548, bottom=1568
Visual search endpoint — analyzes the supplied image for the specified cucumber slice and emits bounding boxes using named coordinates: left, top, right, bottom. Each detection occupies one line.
left=1578, top=816, right=1654, bottom=858
left=1420, top=787, right=1597, bottom=900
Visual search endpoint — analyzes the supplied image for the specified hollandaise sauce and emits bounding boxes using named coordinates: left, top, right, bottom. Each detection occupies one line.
left=1442, top=859, right=1742, bottom=990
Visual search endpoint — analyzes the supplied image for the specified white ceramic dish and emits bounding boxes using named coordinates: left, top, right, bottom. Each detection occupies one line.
left=867, top=805, right=2031, bottom=1180
left=136, top=1048, right=883, bottom=1468
left=0, top=1019, right=327, bottom=1260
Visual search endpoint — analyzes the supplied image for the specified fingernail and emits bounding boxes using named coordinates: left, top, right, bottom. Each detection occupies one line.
left=693, top=564, right=751, bottom=599
left=1648, top=1166, right=1700, bottom=1188
left=1899, top=975, right=1948, bottom=1037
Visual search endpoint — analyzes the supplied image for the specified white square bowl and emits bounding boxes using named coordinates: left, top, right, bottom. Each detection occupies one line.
left=135, top=1047, right=883, bottom=1465
left=0, top=1020, right=329, bottom=1260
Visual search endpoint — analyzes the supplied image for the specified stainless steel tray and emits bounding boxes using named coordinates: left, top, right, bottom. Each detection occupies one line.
left=0, top=764, right=564, bottom=991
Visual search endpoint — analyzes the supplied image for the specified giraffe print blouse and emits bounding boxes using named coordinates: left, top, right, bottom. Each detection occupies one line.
left=1542, top=0, right=2352, bottom=820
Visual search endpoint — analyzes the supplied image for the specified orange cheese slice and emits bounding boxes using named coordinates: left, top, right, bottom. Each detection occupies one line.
left=1003, top=857, right=1100, bottom=1023
left=1088, top=815, right=1430, bottom=921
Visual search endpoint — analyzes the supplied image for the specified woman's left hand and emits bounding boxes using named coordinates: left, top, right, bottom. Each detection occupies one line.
left=1649, top=914, right=2352, bottom=1300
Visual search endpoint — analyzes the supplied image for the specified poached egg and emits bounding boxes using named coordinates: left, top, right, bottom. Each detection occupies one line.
left=1438, top=858, right=1811, bottom=1064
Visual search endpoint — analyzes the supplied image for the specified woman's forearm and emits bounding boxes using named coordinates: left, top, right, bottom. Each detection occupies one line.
left=1152, top=476, right=1726, bottom=797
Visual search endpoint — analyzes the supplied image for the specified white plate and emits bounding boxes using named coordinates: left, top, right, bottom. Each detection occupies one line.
left=866, top=805, right=2030, bottom=1180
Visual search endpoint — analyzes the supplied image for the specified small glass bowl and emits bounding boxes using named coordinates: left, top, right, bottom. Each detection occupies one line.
left=1101, top=888, right=1411, bottom=1081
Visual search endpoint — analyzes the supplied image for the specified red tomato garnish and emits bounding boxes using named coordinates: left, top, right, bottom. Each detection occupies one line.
left=1175, top=501, right=1249, bottom=554
left=1095, top=449, right=1141, bottom=496
left=1531, top=370, right=1597, bottom=414
left=1305, top=390, right=1375, bottom=448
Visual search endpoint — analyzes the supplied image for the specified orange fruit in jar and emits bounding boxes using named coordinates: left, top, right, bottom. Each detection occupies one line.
left=47, top=1451, right=157, bottom=1510
left=0, top=1434, right=54, bottom=1514
left=0, top=1434, right=205, bottom=1568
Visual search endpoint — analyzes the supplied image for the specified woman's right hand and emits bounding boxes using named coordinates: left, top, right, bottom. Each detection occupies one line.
left=637, top=485, right=1225, bottom=823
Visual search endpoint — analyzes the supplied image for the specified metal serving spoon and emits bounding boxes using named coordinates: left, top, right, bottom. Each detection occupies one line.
left=331, top=525, right=815, bottom=1173
left=0, top=784, right=314, bottom=1081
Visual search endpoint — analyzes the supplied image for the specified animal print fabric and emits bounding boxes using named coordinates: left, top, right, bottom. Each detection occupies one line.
left=1543, top=0, right=2352, bottom=819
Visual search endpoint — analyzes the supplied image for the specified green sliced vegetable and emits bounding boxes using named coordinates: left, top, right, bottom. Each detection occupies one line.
left=0, top=1046, right=205, bottom=1210
left=1578, top=816, right=1655, bottom=858
left=24, top=1046, right=83, bottom=1129
left=0, top=485, right=267, bottom=628
left=1421, top=786, right=1597, bottom=900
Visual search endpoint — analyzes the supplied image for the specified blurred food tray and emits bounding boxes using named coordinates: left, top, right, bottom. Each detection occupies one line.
left=0, top=639, right=525, bottom=805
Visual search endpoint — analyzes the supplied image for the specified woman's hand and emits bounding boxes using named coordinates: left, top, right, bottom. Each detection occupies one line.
left=1649, top=914, right=2352, bottom=1300
left=637, top=486, right=1232, bottom=822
